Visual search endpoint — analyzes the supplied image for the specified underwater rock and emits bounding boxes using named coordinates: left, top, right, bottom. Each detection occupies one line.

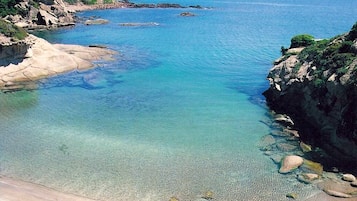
left=180, top=12, right=195, bottom=17
left=201, top=190, right=214, bottom=200
left=286, top=192, right=298, bottom=199
left=276, top=142, right=298, bottom=152
left=119, top=22, right=159, bottom=26
left=84, top=19, right=109, bottom=25
left=169, top=196, right=179, bottom=201
left=297, top=173, right=319, bottom=184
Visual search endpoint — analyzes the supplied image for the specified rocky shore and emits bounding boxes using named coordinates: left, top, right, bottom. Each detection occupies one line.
left=264, top=24, right=357, bottom=170
left=0, top=34, right=116, bottom=91
left=262, top=23, right=357, bottom=200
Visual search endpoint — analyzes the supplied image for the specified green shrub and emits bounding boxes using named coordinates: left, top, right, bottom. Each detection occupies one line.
left=64, top=0, right=77, bottom=4
left=82, top=0, right=97, bottom=5
left=0, top=19, right=28, bottom=40
left=290, top=34, right=315, bottom=48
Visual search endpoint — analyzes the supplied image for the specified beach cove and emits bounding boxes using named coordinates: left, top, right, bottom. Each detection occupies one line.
left=1, top=0, right=357, bottom=200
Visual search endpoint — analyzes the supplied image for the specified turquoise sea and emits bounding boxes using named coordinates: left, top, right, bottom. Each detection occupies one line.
left=1, top=0, right=357, bottom=200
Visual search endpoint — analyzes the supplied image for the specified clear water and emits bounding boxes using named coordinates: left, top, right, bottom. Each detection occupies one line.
left=1, top=0, right=357, bottom=200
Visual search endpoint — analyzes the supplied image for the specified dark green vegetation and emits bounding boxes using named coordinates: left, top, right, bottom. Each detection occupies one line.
left=290, top=34, right=315, bottom=48
left=0, top=19, right=28, bottom=40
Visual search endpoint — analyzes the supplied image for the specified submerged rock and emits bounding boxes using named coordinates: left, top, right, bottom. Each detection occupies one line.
left=201, top=190, right=214, bottom=200
left=119, top=22, right=159, bottom=26
left=84, top=19, right=109, bottom=25
left=180, top=12, right=196, bottom=17
left=297, top=173, right=319, bottom=184
left=286, top=192, right=298, bottom=199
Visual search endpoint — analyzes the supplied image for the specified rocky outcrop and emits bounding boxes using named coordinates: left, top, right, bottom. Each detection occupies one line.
left=263, top=24, right=357, bottom=171
left=0, top=34, right=116, bottom=91
left=3, top=0, right=75, bottom=29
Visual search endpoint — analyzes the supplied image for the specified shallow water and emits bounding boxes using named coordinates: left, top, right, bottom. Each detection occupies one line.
left=1, top=0, right=357, bottom=200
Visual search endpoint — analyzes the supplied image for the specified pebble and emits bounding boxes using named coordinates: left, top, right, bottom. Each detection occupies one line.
left=201, top=190, right=214, bottom=200
left=297, top=173, right=319, bottom=184
left=286, top=192, right=298, bottom=199
left=169, top=197, right=179, bottom=201
left=323, top=189, right=352, bottom=198
left=342, top=174, right=356, bottom=182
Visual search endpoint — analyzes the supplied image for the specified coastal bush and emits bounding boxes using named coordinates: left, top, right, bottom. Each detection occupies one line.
left=64, top=0, right=77, bottom=4
left=82, top=0, right=97, bottom=5
left=290, top=34, right=315, bottom=48
left=0, top=19, right=28, bottom=40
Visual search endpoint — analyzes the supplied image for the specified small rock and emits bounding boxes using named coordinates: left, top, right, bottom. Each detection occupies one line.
left=85, top=19, right=109, bottom=25
left=299, top=141, right=312, bottom=152
left=351, top=181, right=357, bottom=187
left=180, top=12, right=195, bottom=17
left=323, top=189, right=352, bottom=198
left=283, top=129, right=300, bottom=138
left=274, top=114, right=294, bottom=126
left=286, top=192, right=298, bottom=199
left=297, top=173, right=319, bottom=184
left=342, top=174, right=356, bottom=182
left=201, top=190, right=214, bottom=200
left=259, top=135, right=276, bottom=147
left=169, top=197, right=179, bottom=201
left=279, top=155, right=304, bottom=174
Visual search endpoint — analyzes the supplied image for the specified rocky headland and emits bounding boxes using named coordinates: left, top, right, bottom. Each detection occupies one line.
left=264, top=23, right=357, bottom=172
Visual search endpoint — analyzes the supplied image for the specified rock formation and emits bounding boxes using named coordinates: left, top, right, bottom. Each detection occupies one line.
left=264, top=23, right=357, bottom=172
left=3, top=0, right=75, bottom=29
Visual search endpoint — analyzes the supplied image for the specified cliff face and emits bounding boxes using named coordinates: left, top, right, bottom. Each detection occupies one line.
left=264, top=24, right=357, bottom=169
left=2, top=0, right=75, bottom=29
